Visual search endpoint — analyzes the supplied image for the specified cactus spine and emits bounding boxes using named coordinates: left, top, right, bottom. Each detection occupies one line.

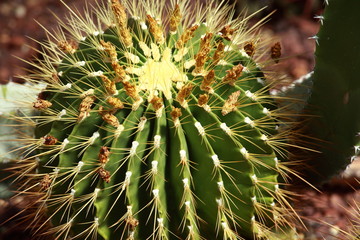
left=8, top=0, right=301, bottom=239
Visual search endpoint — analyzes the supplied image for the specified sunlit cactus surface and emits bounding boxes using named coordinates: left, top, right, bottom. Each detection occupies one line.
left=8, top=0, right=301, bottom=239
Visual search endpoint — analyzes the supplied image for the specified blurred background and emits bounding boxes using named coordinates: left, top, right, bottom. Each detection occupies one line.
left=2, top=1, right=359, bottom=239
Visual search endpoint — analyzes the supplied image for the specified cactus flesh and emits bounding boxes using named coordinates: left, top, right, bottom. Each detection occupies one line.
left=9, top=0, right=300, bottom=239
left=300, top=0, right=360, bottom=183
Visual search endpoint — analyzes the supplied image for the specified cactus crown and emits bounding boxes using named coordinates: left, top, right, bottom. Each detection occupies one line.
left=9, top=0, right=302, bottom=239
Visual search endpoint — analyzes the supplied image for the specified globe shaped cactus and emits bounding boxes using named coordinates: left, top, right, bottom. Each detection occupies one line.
left=7, top=0, right=301, bottom=239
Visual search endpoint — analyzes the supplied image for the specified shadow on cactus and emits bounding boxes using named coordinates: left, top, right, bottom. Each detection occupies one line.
left=2, top=0, right=317, bottom=239
left=297, top=0, right=360, bottom=184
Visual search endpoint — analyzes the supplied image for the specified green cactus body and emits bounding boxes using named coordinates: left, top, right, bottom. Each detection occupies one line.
left=11, top=0, right=298, bottom=239
left=299, top=0, right=360, bottom=183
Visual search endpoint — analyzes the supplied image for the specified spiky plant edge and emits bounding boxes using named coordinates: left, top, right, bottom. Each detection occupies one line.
left=2, top=0, right=313, bottom=239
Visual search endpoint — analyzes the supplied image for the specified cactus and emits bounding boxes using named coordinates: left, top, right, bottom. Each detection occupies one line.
left=297, top=0, right=360, bottom=183
left=4, top=0, right=312, bottom=239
